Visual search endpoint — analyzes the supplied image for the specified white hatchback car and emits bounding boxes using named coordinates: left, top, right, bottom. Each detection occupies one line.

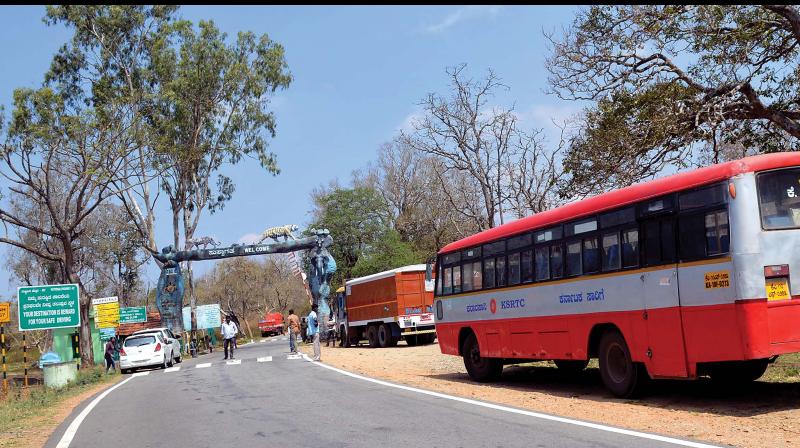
left=120, top=333, right=172, bottom=373
left=130, top=327, right=182, bottom=366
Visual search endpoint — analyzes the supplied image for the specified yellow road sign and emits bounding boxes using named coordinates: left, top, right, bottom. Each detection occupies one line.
left=0, top=302, right=9, bottom=323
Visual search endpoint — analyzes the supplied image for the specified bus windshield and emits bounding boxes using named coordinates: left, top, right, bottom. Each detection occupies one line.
left=758, top=167, right=800, bottom=229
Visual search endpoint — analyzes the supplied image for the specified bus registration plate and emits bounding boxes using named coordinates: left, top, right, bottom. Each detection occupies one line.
left=766, top=278, right=791, bottom=301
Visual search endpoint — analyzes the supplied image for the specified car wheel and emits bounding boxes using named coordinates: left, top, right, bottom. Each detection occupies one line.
left=462, top=332, right=502, bottom=382
left=176, top=352, right=182, bottom=364
left=121, top=368, right=130, bottom=374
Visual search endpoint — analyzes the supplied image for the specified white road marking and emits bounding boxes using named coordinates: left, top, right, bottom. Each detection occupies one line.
left=164, top=367, right=180, bottom=373
left=286, top=354, right=302, bottom=360
left=302, top=355, right=719, bottom=448
left=280, top=337, right=288, bottom=341
left=257, top=356, right=273, bottom=363
left=259, top=339, right=266, bottom=343
left=56, top=376, right=135, bottom=447
left=196, top=363, right=212, bottom=369
left=226, top=359, right=242, bottom=365
left=131, top=371, right=149, bottom=377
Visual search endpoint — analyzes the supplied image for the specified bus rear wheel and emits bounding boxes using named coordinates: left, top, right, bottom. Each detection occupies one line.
left=340, top=325, right=350, bottom=348
left=462, top=333, right=502, bottom=382
left=367, top=325, right=379, bottom=348
left=598, top=330, right=646, bottom=398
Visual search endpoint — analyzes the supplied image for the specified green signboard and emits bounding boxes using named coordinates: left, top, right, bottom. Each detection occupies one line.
left=119, top=306, right=147, bottom=324
left=18, top=284, right=80, bottom=331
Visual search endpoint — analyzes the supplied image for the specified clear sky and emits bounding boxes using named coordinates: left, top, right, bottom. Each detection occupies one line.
left=0, top=5, right=582, bottom=298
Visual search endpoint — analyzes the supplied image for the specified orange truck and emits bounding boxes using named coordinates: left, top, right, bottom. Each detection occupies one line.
left=258, top=312, right=285, bottom=337
left=336, top=264, right=437, bottom=348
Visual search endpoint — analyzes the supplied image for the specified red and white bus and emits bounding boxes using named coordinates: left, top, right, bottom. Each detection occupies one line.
left=433, top=153, right=800, bottom=397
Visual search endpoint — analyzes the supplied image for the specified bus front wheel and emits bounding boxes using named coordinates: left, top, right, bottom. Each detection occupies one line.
left=598, top=330, right=646, bottom=398
left=462, top=333, right=502, bottom=382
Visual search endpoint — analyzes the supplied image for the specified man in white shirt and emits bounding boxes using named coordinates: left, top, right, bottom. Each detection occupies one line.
left=221, top=316, right=239, bottom=360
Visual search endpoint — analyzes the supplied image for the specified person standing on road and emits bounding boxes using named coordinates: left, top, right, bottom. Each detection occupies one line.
left=287, top=309, right=300, bottom=354
left=308, top=304, right=320, bottom=361
left=104, top=337, right=116, bottom=374
left=221, top=316, right=239, bottom=360
left=325, top=312, right=337, bottom=347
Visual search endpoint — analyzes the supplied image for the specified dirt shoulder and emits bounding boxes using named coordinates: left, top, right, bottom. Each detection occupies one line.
left=0, top=375, right=122, bottom=448
left=302, top=342, right=800, bottom=448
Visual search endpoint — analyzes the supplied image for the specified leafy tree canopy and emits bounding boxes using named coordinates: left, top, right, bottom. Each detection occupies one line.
left=547, top=5, right=800, bottom=195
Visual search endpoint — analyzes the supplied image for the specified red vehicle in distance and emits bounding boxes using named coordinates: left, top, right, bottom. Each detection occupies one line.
left=258, top=312, right=285, bottom=337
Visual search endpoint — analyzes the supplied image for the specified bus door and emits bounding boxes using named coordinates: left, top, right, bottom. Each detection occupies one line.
left=640, top=215, right=689, bottom=378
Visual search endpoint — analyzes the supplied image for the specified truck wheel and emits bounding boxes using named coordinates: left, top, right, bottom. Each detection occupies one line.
left=462, top=333, right=502, bottom=382
left=378, top=324, right=392, bottom=348
left=367, top=325, right=379, bottom=348
left=598, top=330, right=647, bottom=398
left=421, top=333, right=436, bottom=345
left=554, top=359, right=588, bottom=374
left=340, top=326, right=350, bottom=348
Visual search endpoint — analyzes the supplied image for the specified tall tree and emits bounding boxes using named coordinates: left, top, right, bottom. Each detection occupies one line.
left=546, top=5, right=800, bottom=196
left=0, top=87, right=141, bottom=366
left=148, top=19, right=292, bottom=335
left=400, top=64, right=562, bottom=229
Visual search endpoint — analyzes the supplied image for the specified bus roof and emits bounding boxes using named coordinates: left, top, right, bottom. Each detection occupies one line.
left=440, top=152, right=800, bottom=255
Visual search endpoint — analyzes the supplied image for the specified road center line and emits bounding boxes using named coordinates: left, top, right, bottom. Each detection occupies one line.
left=226, top=359, right=242, bottom=365
left=56, top=376, right=135, bottom=448
left=196, top=363, right=212, bottom=369
left=301, top=355, right=719, bottom=448
left=164, top=367, right=180, bottom=373
left=257, top=356, right=272, bottom=362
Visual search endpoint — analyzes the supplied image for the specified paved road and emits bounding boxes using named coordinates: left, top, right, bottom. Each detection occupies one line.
left=46, top=337, right=716, bottom=448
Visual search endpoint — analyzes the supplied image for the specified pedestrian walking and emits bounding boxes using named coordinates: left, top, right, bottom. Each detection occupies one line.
left=307, top=304, right=320, bottom=361
left=325, top=312, right=337, bottom=347
left=104, top=336, right=116, bottom=374
left=221, top=316, right=239, bottom=360
left=287, top=309, right=300, bottom=354
left=230, top=313, right=241, bottom=349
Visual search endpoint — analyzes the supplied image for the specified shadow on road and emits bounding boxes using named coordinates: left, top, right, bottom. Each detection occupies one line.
left=423, top=364, right=800, bottom=418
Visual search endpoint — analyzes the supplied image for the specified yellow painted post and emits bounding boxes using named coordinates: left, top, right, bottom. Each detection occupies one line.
left=1, top=325, right=7, bottom=394
left=23, top=332, right=27, bottom=388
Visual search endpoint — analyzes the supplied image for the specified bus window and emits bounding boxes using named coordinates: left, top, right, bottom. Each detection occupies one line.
left=679, top=184, right=725, bottom=210
left=551, top=245, right=564, bottom=278
left=583, top=237, right=600, bottom=273
left=566, top=218, right=597, bottom=236
left=602, top=232, right=620, bottom=271
left=758, top=167, right=800, bottom=229
left=508, top=233, right=532, bottom=250
left=496, top=256, right=507, bottom=287
left=661, top=218, right=676, bottom=262
left=622, top=229, right=639, bottom=267
left=472, top=262, right=483, bottom=290
left=436, top=264, right=443, bottom=295
left=443, top=267, right=452, bottom=295
left=535, top=247, right=549, bottom=281
left=521, top=250, right=533, bottom=283
left=706, top=210, right=730, bottom=255
left=643, top=220, right=661, bottom=265
left=566, top=241, right=582, bottom=276
left=483, top=258, right=496, bottom=289
left=508, top=253, right=521, bottom=285
left=600, top=207, right=635, bottom=228
left=536, top=226, right=562, bottom=243
left=462, top=262, right=474, bottom=292
left=453, top=266, right=462, bottom=294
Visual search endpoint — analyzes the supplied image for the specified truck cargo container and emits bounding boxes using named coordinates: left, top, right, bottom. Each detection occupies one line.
left=336, top=264, right=436, bottom=348
left=258, top=312, right=285, bottom=337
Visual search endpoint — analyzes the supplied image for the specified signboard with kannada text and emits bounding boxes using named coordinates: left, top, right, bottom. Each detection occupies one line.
left=181, top=304, right=222, bottom=331
left=18, top=284, right=80, bottom=331
left=92, top=296, right=120, bottom=329
left=119, top=306, right=147, bottom=324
